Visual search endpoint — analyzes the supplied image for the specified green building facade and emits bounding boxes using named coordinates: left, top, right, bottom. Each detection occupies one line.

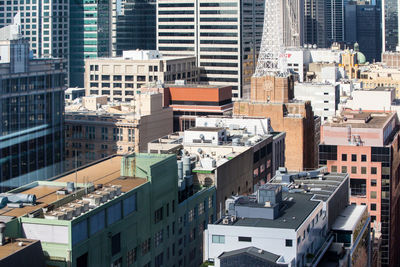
left=3, top=153, right=216, bottom=267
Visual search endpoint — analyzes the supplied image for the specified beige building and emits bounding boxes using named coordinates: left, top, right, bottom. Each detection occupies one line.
left=84, top=50, right=198, bottom=101
left=359, top=64, right=400, bottom=98
left=65, top=93, right=173, bottom=170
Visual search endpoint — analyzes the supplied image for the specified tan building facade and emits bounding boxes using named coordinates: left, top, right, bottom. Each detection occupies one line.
left=359, top=65, right=400, bottom=98
left=65, top=93, right=173, bottom=170
left=84, top=50, right=198, bottom=101
left=234, top=75, right=317, bottom=171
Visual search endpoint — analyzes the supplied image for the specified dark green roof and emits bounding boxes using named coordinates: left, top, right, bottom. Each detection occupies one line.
left=218, top=246, right=280, bottom=263
left=221, top=193, right=319, bottom=230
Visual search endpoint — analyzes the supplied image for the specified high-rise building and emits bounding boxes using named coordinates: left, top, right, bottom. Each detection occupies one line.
left=382, top=0, right=399, bottom=52
left=69, top=0, right=114, bottom=87
left=344, top=2, right=381, bottom=62
left=0, top=2, right=69, bottom=59
left=304, top=0, right=327, bottom=47
left=0, top=23, right=66, bottom=191
left=325, top=0, right=345, bottom=45
left=319, top=110, right=400, bottom=267
left=114, top=0, right=157, bottom=56
left=157, top=0, right=265, bottom=99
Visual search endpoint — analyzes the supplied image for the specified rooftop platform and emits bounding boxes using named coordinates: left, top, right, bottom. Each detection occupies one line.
left=324, top=111, right=394, bottom=129
left=332, top=204, right=367, bottom=232
left=216, top=192, right=319, bottom=230
left=0, top=156, right=147, bottom=219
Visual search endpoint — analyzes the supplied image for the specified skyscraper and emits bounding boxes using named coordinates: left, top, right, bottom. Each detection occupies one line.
left=304, top=0, right=327, bottom=47
left=382, top=0, right=399, bottom=52
left=69, top=0, right=113, bottom=87
left=325, top=0, right=345, bottom=45
left=157, top=0, right=265, bottom=99
left=114, top=0, right=157, bottom=56
left=0, top=1, right=69, bottom=59
left=0, top=21, right=66, bottom=191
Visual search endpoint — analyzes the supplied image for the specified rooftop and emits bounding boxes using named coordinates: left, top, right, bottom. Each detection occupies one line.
left=0, top=238, right=41, bottom=261
left=270, top=167, right=349, bottom=202
left=185, top=127, right=224, bottom=132
left=218, top=246, right=281, bottom=263
left=0, top=156, right=147, bottom=219
left=332, top=204, right=367, bottom=232
left=216, top=192, right=319, bottom=230
left=324, top=111, right=394, bottom=129
left=165, top=83, right=231, bottom=89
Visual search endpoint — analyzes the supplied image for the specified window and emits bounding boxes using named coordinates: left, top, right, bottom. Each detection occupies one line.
left=141, top=238, right=151, bottom=255
left=351, top=154, right=357, bottom=162
left=127, top=247, right=137, bottom=265
left=238, top=236, right=251, bottom=242
left=342, top=154, right=347, bottom=161
left=361, top=155, right=367, bottom=162
left=371, top=179, right=377, bottom=186
left=154, top=207, right=163, bottom=224
left=371, top=215, right=376, bottom=222
left=371, top=203, right=376, bottom=211
left=212, top=235, right=225, bottom=244
left=341, top=166, right=347, bottom=173
left=351, top=166, right=357, bottom=174
left=371, top=191, right=377, bottom=199
left=331, top=165, right=337, bottom=172
left=111, top=233, right=121, bottom=256
left=371, top=167, right=377, bottom=175
left=155, top=252, right=163, bottom=267
left=154, top=230, right=163, bottom=247
left=361, top=167, right=367, bottom=174
left=285, top=239, right=293, bottom=247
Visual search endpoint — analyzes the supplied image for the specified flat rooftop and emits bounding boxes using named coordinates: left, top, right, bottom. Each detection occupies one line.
left=0, top=156, right=147, bottom=218
left=332, top=205, right=367, bottom=232
left=0, top=238, right=40, bottom=260
left=165, top=84, right=231, bottom=89
left=270, top=168, right=348, bottom=202
left=216, top=192, right=319, bottom=230
left=324, top=111, right=394, bottom=129
left=185, top=127, right=224, bottom=132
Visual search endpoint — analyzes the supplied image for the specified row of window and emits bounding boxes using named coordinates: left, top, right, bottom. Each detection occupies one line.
left=341, top=153, right=367, bottom=162
left=331, top=165, right=378, bottom=175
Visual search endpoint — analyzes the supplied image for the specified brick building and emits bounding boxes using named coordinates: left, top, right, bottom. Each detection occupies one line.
left=319, top=110, right=400, bottom=267
left=234, top=75, right=317, bottom=171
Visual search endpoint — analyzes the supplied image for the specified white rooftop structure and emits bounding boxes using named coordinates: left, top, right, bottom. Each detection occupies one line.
left=122, top=50, right=162, bottom=60
left=332, top=205, right=367, bottom=232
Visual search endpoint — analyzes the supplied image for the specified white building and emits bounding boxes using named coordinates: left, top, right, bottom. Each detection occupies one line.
left=285, top=47, right=344, bottom=82
left=204, top=168, right=351, bottom=267
left=294, top=82, right=339, bottom=121
left=340, top=87, right=400, bottom=116
left=195, top=116, right=286, bottom=176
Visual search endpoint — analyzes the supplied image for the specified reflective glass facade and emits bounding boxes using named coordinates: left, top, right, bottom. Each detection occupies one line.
left=115, top=0, right=157, bottom=56
left=0, top=41, right=66, bottom=191
left=69, top=0, right=112, bottom=87
left=383, top=0, right=399, bottom=51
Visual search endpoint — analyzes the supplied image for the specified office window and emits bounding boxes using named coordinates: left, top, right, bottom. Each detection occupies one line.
left=127, top=247, right=137, bottom=265
left=371, top=179, right=377, bottom=186
left=371, top=215, right=376, bottom=222
left=341, top=166, right=347, bottom=173
left=331, top=165, right=337, bottom=172
left=371, top=191, right=377, bottom=199
left=154, top=207, right=163, bottom=224
left=111, top=233, right=121, bottom=256
left=371, top=167, right=377, bottom=175
left=141, top=238, right=151, bottom=255
left=285, top=239, right=293, bottom=247
left=238, top=236, right=251, bottom=242
left=351, top=166, right=357, bottom=174
left=212, top=235, right=225, bottom=244
left=361, top=167, right=367, bottom=174
left=371, top=203, right=376, bottom=211
left=361, top=155, right=367, bottom=162
left=351, top=154, right=357, bottom=162
left=342, top=154, right=347, bottom=161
